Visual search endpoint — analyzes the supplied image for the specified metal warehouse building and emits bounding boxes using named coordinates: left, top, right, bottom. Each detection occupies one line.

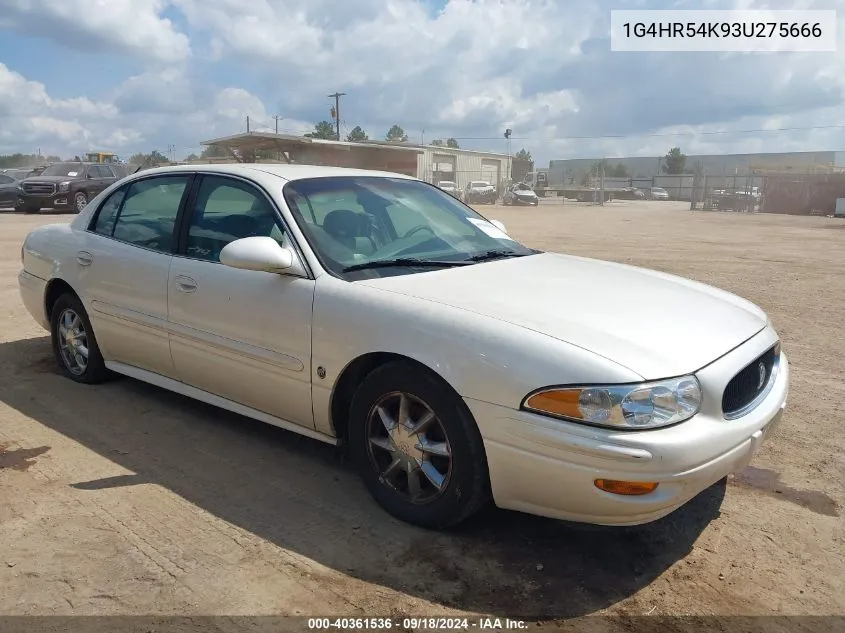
left=416, top=146, right=510, bottom=191
left=548, top=151, right=845, bottom=184
left=198, top=132, right=511, bottom=189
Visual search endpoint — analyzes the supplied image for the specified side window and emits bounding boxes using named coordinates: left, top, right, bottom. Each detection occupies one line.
left=0, top=175, right=13, bottom=184
left=111, top=176, right=189, bottom=253
left=87, top=166, right=100, bottom=178
left=185, top=176, right=284, bottom=262
left=92, top=187, right=127, bottom=236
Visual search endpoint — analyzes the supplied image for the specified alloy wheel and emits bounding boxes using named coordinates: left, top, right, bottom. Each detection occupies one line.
left=365, top=391, right=453, bottom=504
left=57, top=308, right=89, bottom=376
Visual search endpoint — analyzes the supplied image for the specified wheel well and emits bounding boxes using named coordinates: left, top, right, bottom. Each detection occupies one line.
left=330, top=352, right=453, bottom=443
left=44, top=279, right=77, bottom=322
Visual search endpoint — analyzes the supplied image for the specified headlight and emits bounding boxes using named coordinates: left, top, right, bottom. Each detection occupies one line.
left=522, top=375, right=702, bottom=430
left=58, top=181, right=70, bottom=193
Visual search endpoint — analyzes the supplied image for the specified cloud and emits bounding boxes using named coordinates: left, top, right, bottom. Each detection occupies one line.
left=0, top=0, right=190, bottom=62
left=1, top=0, right=845, bottom=163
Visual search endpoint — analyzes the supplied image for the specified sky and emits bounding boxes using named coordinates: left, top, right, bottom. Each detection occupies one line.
left=0, top=0, right=844, bottom=166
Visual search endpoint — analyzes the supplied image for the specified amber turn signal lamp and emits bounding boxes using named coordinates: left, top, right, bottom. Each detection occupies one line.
left=594, top=479, right=659, bottom=496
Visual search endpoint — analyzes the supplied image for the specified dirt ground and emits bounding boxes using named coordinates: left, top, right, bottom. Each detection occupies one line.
left=0, top=201, right=843, bottom=626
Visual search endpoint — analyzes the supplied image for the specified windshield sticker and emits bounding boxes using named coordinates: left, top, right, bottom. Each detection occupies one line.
left=67, top=172, right=78, bottom=177
left=468, top=217, right=509, bottom=240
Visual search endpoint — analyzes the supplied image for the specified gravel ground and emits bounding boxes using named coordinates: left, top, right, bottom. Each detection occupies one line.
left=0, top=202, right=843, bottom=628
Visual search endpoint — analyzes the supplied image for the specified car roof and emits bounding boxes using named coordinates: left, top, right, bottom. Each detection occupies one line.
left=133, top=163, right=419, bottom=183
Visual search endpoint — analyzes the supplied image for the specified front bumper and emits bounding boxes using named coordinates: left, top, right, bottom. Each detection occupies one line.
left=466, top=326, right=789, bottom=525
left=17, top=192, right=74, bottom=210
left=512, top=196, right=539, bottom=205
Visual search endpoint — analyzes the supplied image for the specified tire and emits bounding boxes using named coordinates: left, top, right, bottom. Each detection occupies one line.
left=74, top=191, right=88, bottom=213
left=50, top=292, right=110, bottom=384
left=22, top=205, right=40, bottom=214
left=349, top=360, right=490, bottom=529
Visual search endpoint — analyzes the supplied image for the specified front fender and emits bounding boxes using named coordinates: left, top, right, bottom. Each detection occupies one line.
left=310, top=275, right=640, bottom=436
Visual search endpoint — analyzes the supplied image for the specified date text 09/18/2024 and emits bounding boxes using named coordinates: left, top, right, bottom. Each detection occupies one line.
left=307, top=617, right=528, bottom=630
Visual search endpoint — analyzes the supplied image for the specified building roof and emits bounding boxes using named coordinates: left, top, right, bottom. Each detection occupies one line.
left=201, top=132, right=423, bottom=154
left=133, top=163, right=419, bottom=182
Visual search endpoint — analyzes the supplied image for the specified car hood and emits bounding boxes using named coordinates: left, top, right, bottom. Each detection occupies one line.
left=358, top=252, right=768, bottom=379
left=514, top=190, right=537, bottom=196
left=21, top=176, right=78, bottom=183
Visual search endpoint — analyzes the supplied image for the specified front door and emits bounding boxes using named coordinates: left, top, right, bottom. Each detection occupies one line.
left=167, top=174, right=316, bottom=429
left=78, top=173, right=192, bottom=378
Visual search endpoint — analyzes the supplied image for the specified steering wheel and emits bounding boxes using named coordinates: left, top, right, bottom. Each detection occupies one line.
left=402, top=225, right=435, bottom=239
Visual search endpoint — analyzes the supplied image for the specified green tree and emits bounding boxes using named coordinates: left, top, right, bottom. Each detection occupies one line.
left=346, top=126, right=368, bottom=142
left=305, top=121, right=337, bottom=140
left=185, top=153, right=199, bottom=161
left=446, top=137, right=459, bottom=148
left=385, top=124, right=408, bottom=142
left=430, top=139, right=445, bottom=146
left=200, top=145, right=229, bottom=159
left=608, top=164, right=629, bottom=177
left=663, top=147, right=687, bottom=174
left=514, top=148, right=532, bottom=162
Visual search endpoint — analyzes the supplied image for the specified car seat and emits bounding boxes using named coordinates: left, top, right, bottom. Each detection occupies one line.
left=322, top=209, right=377, bottom=255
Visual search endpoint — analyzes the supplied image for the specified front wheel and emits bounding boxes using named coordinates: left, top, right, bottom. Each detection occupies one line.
left=349, top=361, right=490, bottom=529
left=74, top=191, right=88, bottom=213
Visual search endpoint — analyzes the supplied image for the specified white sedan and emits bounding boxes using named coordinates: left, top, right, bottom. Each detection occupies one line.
left=18, top=164, right=789, bottom=529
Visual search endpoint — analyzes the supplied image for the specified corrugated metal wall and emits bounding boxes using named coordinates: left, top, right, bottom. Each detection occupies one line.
left=417, top=148, right=507, bottom=191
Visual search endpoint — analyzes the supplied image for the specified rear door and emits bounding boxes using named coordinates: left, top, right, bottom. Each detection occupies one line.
left=78, top=173, right=193, bottom=378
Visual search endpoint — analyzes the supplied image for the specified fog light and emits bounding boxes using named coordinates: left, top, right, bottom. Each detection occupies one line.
left=594, top=479, right=659, bottom=496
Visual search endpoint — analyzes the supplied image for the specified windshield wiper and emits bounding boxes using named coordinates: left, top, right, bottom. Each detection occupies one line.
left=342, top=257, right=472, bottom=273
left=464, top=249, right=530, bottom=263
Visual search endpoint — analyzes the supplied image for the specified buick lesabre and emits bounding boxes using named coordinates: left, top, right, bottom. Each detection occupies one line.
left=18, top=164, right=789, bottom=529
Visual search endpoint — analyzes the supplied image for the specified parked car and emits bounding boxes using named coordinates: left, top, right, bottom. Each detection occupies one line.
left=15, top=162, right=121, bottom=214
left=650, top=187, right=670, bottom=200
left=436, top=180, right=460, bottom=198
left=503, top=182, right=539, bottom=206
left=18, top=164, right=789, bottom=529
left=463, top=180, right=497, bottom=204
left=0, top=171, right=22, bottom=208
left=1, top=168, right=36, bottom=180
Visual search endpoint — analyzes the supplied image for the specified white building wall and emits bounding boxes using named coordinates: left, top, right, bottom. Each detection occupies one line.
left=417, top=147, right=509, bottom=191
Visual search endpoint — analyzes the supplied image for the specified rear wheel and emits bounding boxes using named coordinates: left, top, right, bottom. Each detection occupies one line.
left=349, top=361, right=489, bottom=529
left=20, top=204, right=40, bottom=214
left=50, top=293, right=109, bottom=384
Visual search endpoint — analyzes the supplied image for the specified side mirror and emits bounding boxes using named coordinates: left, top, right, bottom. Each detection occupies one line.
left=220, top=236, right=294, bottom=273
left=490, top=219, right=508, bottom=234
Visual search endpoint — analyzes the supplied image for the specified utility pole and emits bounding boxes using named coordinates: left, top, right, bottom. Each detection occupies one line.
left=246, top=115, right=250, bottom=133
left=272, top=115, right=283, bottom=134
left=328, top=92, right=346, bottom=141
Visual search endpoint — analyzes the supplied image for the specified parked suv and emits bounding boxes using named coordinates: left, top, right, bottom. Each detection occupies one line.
left=463, top=180, right=497, bottom=204
left=15, top=162, right=120, bottom=214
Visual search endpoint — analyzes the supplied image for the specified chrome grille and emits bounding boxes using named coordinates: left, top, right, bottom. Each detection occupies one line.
left=722, top=344, right=779, bottom=419
left=22, top=182, right=56, bottom=195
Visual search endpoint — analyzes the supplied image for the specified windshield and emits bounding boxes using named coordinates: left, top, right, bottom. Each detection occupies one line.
left=470, top=181, right=490, bottom=188
left=283, top=176, right=534, bottom=279
left=40, top=163, right=84, bottom=177
left=652, top=187, right=667, bottom=193
left=438, top=181, right=456, bottom=187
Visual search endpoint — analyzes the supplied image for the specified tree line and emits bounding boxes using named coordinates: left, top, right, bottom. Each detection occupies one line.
left=0, top=153, right=63, bottom=168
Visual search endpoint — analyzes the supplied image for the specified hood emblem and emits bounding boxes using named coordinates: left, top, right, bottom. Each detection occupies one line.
left=756, top=361, right=767, bottom=390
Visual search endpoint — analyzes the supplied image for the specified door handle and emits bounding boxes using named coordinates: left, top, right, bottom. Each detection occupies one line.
left=174, top=275, right=197, bottom=293
left=76, top=251, right=93, bottom=266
